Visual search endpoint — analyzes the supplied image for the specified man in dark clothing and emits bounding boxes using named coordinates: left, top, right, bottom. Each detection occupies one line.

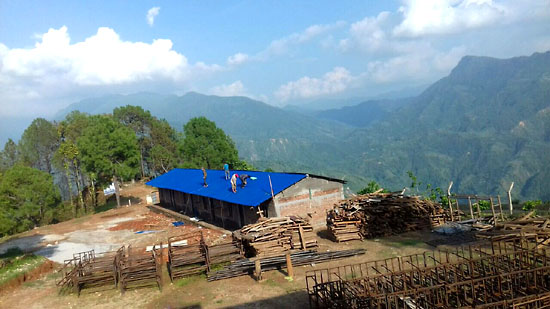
left=239, top=174, right=250, bottom=188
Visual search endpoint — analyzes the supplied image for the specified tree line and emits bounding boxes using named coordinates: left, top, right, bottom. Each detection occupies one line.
left=0, top=106, right=249, bottom=237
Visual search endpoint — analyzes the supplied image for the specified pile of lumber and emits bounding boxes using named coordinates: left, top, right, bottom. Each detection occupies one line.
left=233, top=216, right=317, bottom=257
left=327, top=193, right=452, bottom=241
left=477, top=211, right=550, bottom=243
left=74, top=249, right=120, bottom=295
left=207, top=249, right=366, bottom=281
left=167, top=232, right=208, bottom=281
left=118, top=246, right=162, bottom=294
left=206, top=241, right=242, bottom=266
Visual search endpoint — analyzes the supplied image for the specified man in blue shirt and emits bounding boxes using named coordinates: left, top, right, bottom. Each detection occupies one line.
left=223, top=163, right=230, bottom=180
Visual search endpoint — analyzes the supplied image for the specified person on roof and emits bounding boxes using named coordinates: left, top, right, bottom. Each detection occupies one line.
left=202, top=167, right=208, bottom=187
left=239, top=174, right=250, bottom=188
left=230, top=173, right=238, bottom=193
left=223, top=163, right=230, bottom=180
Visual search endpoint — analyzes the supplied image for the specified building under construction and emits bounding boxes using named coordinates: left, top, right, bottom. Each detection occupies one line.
left=146, top=169, right=345, bottom=230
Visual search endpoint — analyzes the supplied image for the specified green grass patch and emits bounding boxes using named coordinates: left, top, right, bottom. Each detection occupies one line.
left=387, top=239, right=425, bottom=248
left=0, top=249, right=46, bottom=286
left=94, top=200, right=117, bottom=214
left=261, top=278, right=280, bottom=288
left=174, top=274, right=206, bottom=287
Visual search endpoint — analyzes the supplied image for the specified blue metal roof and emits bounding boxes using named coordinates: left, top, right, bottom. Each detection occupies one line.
left=146, top=169, right=307, bottom=207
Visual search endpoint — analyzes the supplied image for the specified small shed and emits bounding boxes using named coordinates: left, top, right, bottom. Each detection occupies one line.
left=146, top=169, right=345, bottom=230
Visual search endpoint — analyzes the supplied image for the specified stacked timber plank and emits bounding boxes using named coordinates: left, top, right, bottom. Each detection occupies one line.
left=118, top=246, right=162, bottom=293
left=327, top=193, right=451, bottom=241
left=207, top=249, right=366, bottom=281
left=167, top=232, right=208, bottom=281
left=477, top=211, right=550, bottom=243
left=233, top=216, right=317, bottom=257
left=74, top=249, right=120, bottom=295
left=206, top=241, right=242, bottom=266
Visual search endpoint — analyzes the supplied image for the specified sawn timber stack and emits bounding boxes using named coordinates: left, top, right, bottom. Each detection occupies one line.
left=327, top=193, right=452, bottom=241
left=233, top=216, right=317, bottom=257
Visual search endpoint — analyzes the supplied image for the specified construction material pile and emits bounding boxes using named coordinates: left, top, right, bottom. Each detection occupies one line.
left=327, top=193, right=451, bottom=241
left=208, top=249, right=366, bottom=281
left=476, top=210, right=550, bottom=243
left=233, top=216, right=317, bottom=257
left=307, top=236, right=550, bottom=308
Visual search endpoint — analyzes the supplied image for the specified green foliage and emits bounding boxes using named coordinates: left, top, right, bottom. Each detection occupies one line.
left=18, top=118, right=59, bottom=173
left=0, top=165, right=61, bottom=237
left=477, top=200, right=491, bottom=210
left=0, top=139, right=19, bottom=172
left=77, top=115, right=140, bottom=185
left=522, top=200, right=542, bottom=211
left=180, top=117, right=249, bottom=169
left=148, top=118, right=181, bottom=175
left=406, top=171, right=447, bottom=203
left=357, top=180, right=386, bottom=194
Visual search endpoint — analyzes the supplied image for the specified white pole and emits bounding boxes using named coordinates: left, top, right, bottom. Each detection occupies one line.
left=508, top=182, right=514, bottom=215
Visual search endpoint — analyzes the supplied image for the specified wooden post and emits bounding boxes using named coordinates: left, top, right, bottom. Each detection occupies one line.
left=113, top=175, right=121, bottom=208
left=490, top=196, right=497, bottom=223
left=475, top=197, right=482, bottom=218
left=497, top=195, right=504, bottom=221
left=298, top=225, right=306, bottom=250
left=468, top=197, right=474, bottom=219
left=455, top=200, right=461, bottom=221
left=255, top=259, right=262, bottom=281
left=508, top=182, right=514, bottom=215
left=286, top=253, right=294, bottom=278
left=447, top=182, right=454, bottom=221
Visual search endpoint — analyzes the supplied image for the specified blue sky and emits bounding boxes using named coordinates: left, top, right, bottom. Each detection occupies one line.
left=0, top=0, right=549, bottom=122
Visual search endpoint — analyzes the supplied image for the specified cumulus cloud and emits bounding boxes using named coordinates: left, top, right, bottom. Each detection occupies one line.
left=2, top=26, right=187, bottom=85
left=275, top=67, right=354, bottom=102
left=393, top=0, right=507, bottom=37
left=0, top=26, right=225, bottom=116
left=339, top=11, right=392, bottom=53
left=227, top=53, right=249, bottom=66
left=209, top=81, right=247, bottom=97
left=147, top=7, right=160, bottom=26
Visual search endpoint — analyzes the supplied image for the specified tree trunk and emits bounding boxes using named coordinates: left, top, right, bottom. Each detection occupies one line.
left=113, top=175, right=121, bottom=208
left=64, top=162, right=75, bottom=216
left=139, top=144, right=145, bottom=179
left=73, top=159, right=85, bottom=213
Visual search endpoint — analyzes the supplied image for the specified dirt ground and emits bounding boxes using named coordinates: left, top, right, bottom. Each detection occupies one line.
left=0, top=182, right=476, bottom=309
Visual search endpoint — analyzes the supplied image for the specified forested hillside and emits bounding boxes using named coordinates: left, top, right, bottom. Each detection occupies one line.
left=53, top=51, right=550, bottom=200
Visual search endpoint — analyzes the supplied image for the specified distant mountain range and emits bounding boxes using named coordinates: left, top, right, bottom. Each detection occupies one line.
left=55, top=51, right=550, bottom=200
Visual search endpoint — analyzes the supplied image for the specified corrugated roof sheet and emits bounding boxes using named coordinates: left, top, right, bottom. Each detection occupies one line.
left=146, top=169, right=307, bottom=207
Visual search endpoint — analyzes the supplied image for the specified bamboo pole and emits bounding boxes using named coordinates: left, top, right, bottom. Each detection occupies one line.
left=508, top=182, right=514, bottom=215
left=447, top=181, right=454, bottom=221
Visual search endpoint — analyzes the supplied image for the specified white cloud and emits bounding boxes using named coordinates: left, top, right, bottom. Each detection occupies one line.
left=366, top=46, right=466, bottom=83
left=1, top=26, right=188, bottom=85
left=393, top=0, right=506, bottom=37
left=209, top=81, right=247, bottom=97
left=339, top=11, right=392, bottom=53
left=261, top=21, right=346, bottom=58
left=0, top=26, right=228, bottom=116
left=227, top=53, right=249, bottom=66
left=147, top=7, right=160, bottom=27
left=275, top=67, right=354, bottom=102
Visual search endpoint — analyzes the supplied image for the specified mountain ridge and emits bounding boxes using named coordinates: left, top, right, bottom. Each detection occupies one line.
left=54, top=51, right=550, bottom=200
